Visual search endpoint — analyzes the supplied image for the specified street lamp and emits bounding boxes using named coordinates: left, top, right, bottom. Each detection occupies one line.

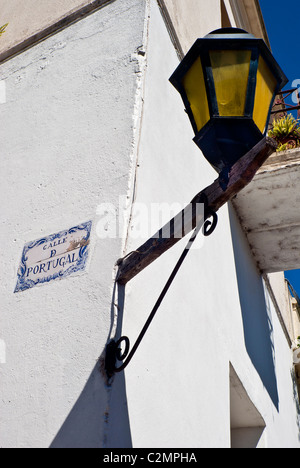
left=105, top=28, right=286, bottom=377
left=169, top=28, right=288, bottom=175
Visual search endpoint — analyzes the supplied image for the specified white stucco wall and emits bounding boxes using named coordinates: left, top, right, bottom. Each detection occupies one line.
left=0, top=0, right=299, bottom=449
left=162, top=0, right=222, bottom=53
left=0, top=0, right=147, bottom=448
left=108, top=0, right=300, bottom=449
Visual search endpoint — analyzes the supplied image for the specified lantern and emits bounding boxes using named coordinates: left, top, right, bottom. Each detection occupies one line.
left=170, top=28, right=288, bottom=173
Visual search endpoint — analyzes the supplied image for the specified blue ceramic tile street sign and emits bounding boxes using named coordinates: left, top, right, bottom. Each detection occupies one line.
left=15, top=221, right=92, bottom=292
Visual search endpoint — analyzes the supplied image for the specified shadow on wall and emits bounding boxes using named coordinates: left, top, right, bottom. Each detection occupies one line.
left=291, top=368, right=300, bottom=441
left=50, top=283, right=132, bottom=448
left=229, top=204, right=279, bottom=411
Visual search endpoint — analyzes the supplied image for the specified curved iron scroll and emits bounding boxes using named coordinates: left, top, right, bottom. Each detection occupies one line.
left=105, top=194, right=218, bottom=377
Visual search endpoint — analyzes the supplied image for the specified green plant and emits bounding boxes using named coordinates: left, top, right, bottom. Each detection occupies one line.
left=0, top=23, right=8, bottom=36
left=268, top=114, right=300, bottom=152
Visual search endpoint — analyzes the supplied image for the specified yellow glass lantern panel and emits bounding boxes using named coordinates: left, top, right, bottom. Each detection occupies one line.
left=253, top=56, right=277, bottom=133
left=183, top=57, right=210, bottom=132
left=209, top=49, right=251, bottom=116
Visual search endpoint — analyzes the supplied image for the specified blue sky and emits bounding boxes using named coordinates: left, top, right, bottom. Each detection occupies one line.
left=260, top=0, right=300, bottom=295
left=260, top=0, right=299, bottom=94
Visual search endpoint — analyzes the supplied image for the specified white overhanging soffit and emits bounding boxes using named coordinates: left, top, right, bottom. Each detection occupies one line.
left=232, top=148, right=300, bottom=273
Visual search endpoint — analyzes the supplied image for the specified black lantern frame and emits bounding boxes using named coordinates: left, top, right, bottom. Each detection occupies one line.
left=170, top=28, right=288, bottom=173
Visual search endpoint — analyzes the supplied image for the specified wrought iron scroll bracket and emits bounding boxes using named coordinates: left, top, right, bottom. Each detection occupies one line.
left=105, top=194, right=218, bottom=378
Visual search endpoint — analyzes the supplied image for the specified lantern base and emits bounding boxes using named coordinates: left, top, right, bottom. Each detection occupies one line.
left=194, top=118, right=264, bottom=173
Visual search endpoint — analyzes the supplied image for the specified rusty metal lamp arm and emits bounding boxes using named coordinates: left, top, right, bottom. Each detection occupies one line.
left=105, top=137, right=277, bottom=378
left=105, top=195, right=217, bottom=377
